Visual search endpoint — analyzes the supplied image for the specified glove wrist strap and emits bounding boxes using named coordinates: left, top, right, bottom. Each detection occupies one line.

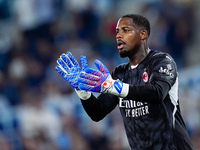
left=109, top=81, right=129, bottom=97
left=101, top=77, right=129, bottom=97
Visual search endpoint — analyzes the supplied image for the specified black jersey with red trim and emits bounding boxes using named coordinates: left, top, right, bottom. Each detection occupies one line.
left=81, top=50, right=194, bottom=150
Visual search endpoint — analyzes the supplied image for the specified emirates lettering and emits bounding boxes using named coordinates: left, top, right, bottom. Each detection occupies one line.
left=119, top=98, right=149, bottom=118
left=125, top=106, right=149, bottom=117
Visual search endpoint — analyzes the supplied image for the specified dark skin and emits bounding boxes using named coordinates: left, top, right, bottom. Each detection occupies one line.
left=116, top=17, right=149, bottom=66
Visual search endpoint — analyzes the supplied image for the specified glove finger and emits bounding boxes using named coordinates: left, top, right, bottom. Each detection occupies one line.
left=85, top=67, right=102, bottom=77
left=79, top=84, right=97, bottom=92
left=66, top=52, right=79, bottom=67
left=78, top=77, right=96, bottom=86
left=57, top=58, right=69, bottom=72
left=94, top=60, right=109, bottom=73
left=79, top=72, right=100, bottom=81
left=60, top=53, right=73, bottom=69
left=80, top=55, right=88, bottom=70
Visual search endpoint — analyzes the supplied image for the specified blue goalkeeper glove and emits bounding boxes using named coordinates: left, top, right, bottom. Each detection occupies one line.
left=55, top=52, right=88, bottom=90
left=78, top=60, right=129, bottom=97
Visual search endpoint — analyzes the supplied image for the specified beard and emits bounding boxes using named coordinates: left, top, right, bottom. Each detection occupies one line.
left=119, top=44, right=141, bottom=58
left=119, top=50, right=131, bottom=58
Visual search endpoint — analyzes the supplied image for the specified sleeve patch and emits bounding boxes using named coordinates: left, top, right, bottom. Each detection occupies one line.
left=158, top=64, right=174, bottom=78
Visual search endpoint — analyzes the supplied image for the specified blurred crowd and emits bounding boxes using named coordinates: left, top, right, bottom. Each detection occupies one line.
left=0, top=0, right=200, bottom=149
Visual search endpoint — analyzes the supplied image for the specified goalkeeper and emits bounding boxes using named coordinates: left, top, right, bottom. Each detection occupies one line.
left=56, top=14, right=194, bottom=150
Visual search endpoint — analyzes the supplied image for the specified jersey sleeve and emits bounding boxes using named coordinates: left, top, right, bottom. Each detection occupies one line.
left=81, top=93, right=119, bottom=122
left=149, top=53, right=177, bottom=86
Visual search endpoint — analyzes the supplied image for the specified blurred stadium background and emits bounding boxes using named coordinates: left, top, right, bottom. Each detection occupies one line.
left=0, top=0, right=200, bottom=149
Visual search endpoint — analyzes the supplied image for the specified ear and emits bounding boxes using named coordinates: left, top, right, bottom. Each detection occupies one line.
left=140, top=30, right=148, bottom=40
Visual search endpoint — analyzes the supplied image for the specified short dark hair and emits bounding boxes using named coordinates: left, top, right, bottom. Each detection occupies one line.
left=122, top=14, right=151, bottom=37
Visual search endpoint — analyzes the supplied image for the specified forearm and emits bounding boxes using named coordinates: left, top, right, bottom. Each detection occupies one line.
left=81, top=93, right=118, bottom=121
left=126, top=80, right=170, bottom=103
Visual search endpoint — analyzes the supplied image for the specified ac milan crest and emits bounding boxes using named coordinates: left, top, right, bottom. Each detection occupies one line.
left=142, top=70, right=148, bottom=83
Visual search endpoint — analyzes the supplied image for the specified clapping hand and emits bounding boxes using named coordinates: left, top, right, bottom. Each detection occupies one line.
left=55, top=52, right=88, bottom=90
left=78, top=60, right=125, bottom=96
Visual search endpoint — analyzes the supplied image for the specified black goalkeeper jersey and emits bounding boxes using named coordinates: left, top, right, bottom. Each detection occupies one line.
left=81, top=50, right=194, bottom=150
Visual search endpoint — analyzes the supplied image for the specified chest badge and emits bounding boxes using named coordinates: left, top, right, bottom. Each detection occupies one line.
left=142, top=69, right=148, bottom=83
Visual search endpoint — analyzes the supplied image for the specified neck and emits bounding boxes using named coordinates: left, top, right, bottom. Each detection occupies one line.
left=129, top=47, right=150, bottom=66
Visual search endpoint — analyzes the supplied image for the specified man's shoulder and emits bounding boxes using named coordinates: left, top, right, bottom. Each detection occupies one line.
left=150, top=50, right=172, bottom=59
left=149, top=50, right=175, bottom=64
